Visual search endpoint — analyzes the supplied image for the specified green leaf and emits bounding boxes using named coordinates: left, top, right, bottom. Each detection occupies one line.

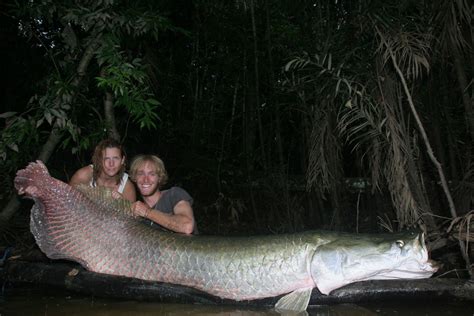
left=146, top=98, right=160, bottom=105
left=36, top=118, right=44, bottom=128
left=8, top=143, right=19, bottom=152
left=45, top=112, right=53, bottom=125
left=0, top=112, right=17, bottom=119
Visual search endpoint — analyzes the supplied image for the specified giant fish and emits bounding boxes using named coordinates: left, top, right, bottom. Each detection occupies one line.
left=14, top=161, right=437, bottom=312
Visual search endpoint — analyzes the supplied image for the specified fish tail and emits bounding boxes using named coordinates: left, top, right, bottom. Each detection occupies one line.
left=14, top=160, right=51, bottom=197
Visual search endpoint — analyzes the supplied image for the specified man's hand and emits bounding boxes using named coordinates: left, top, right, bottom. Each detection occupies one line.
left=131, top=201, right=150, bottom=218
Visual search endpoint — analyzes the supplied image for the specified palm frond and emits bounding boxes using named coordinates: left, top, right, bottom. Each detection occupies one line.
left=376, top=29, right=432, bottom=80
left=432, top=0, right=471, bottom=52
left=306, top=108, right=341, bottom=193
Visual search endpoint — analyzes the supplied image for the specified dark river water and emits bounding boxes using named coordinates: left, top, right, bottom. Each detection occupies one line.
left=0, top=287, right=472, bottom=316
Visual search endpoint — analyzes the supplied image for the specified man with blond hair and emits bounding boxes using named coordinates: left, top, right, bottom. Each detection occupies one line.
left=129, top=155, right=197, bottom=235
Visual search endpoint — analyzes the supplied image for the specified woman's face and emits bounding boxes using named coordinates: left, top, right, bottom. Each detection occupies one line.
left=101, top=147, right=124, bottom=178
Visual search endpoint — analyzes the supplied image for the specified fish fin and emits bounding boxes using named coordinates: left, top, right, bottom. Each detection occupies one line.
left=274, top=287, right=312, bottom=314
left=14, top=160, right=50, bottom=196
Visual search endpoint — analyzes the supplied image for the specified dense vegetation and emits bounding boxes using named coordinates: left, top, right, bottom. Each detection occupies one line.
left=0, top=1, right=472, bottom=274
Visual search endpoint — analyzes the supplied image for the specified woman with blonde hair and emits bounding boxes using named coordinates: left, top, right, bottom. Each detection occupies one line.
left=69, top=138, right=136, bottom=202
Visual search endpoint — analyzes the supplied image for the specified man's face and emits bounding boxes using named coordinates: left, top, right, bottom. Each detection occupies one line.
left=135, top=161, right=159, bottom=197
left=101, top=147, right=124, bottom=178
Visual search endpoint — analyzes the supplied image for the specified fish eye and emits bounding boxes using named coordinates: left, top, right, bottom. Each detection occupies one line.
left=395, top=240, right=405, bottom=248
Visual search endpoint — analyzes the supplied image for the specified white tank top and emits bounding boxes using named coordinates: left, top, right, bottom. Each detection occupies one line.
left=90, top=171, right=129, bottom=193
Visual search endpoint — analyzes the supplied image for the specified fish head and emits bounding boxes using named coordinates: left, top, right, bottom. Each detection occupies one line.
left=310, top=231, right=438, bottom=295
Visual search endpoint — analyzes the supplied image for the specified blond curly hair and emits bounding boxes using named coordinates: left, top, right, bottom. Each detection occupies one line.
left=129, top=154, right=168, bottom=188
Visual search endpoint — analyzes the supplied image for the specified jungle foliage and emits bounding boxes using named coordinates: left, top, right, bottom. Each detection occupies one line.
left=0, top=0, right=473, bottom=271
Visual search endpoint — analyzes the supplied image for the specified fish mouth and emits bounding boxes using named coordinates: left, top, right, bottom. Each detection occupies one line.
left=375, top=258, right=439, bottom=280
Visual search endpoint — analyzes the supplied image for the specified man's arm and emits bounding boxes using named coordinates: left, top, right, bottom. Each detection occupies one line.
left=132, top=200, right=195, bottom=235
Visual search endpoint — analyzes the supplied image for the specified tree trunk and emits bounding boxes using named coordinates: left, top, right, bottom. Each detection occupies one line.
left=452, top=46, right=474, bottom=142
left=263, top=0, right=291, bottom=228
left=241, top=47, right=260, bottom=229
left=190, top=15, right=202, bottom=146
left=249, top=0, right=267, bottom=172
left=104, top=90, right=120, bottom=141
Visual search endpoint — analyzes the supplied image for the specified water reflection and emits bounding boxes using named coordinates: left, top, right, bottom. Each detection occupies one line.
left=1, top=287, right=472, bottom=316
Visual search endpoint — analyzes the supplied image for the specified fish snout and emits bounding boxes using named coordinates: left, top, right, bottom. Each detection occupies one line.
left=426, top=259, right=440, bottom=273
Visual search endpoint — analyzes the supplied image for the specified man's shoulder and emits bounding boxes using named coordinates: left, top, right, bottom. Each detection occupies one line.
left=163, top=187, right=192, bottom=201
left=167, top=186, right=187, bottom=193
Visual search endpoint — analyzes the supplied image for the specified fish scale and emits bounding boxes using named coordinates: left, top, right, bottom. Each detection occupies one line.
left=15, top=161, right=437, bottom=313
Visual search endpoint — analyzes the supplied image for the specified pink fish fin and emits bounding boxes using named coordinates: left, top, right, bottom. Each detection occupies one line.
left=29, top=203, right=89, bottom=267
left=274, top=286, right=313, bottom=313
left=14, top=160, right=50, bottom=197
